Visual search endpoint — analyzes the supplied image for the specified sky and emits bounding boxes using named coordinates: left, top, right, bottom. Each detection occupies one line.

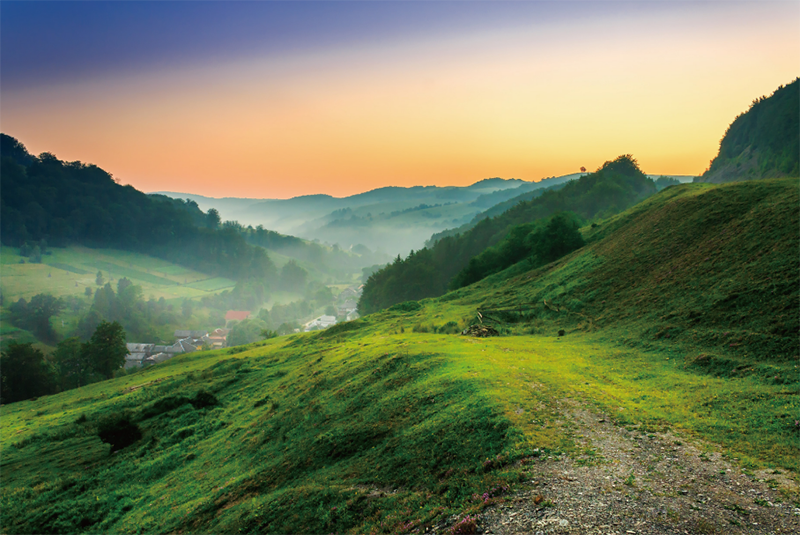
left=1, top=1, right=798, bottom=199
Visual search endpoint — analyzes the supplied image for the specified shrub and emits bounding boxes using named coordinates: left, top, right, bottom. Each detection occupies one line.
left=97, top=413, right=141, bottom=452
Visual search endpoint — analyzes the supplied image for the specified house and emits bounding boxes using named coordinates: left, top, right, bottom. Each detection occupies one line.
left=337, top=300, right=358, bottom=318
left=225, top=310, right=251, bottom=324
left=124, top=338, right=198, bottom=370
left=202, top=328, right=229, bottom=349
left=125, top=343, right=154, bottom=369
left=303, top=315, right=337, bottom=332
left=174, top=330, right=207, bottom=340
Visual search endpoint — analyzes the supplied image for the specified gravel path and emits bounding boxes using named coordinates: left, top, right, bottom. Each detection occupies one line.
left=477, top=403, right=799, bottom=535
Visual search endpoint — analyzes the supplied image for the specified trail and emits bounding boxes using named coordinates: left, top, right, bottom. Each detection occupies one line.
left=478, top=401, right=799, bottom=535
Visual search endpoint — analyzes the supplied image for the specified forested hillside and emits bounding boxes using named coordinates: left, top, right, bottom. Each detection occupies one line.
left=359, top=155, right=656, bottom=314
left=698, top=78, right=799, bottom=183
left=0, top=134, right=275, bottom=282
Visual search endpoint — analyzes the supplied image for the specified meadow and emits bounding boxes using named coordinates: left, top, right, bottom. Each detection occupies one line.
left=1, top=307, right=797, bottom=534
left=0, top=246, right=235, bottom=302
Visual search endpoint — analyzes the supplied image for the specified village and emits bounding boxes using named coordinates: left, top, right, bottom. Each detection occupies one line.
left=124, top=284, right=362, bottom=369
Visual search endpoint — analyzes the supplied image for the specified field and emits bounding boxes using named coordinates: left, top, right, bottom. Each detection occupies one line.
left=0, top=245, right=235, bottom=302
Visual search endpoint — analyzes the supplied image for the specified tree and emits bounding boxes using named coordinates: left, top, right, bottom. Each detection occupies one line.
left=53, top=337, right=93, bottom=389
left=206, top=208, right=221, bottom=229
left=0, top=342, right=57, bottom=403
left=260, top=328, right=278, bottom=340
left=96, top=270, right=104, bottom=286
left=10, top=293, right=65, bottom=343
left=280, top=260, right=308, bottom=292
left=527, top=212, right=585, bottom=264
left=182, top=298, right=194, bottom=319
left=29, top=293, right=64, bottom=342
left=227, top=318, right=267, bottom=347
left=83, top=321, right=128, bottom=379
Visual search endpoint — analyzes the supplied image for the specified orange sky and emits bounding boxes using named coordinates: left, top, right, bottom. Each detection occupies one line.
left=1, top=2, right=798, bottom=199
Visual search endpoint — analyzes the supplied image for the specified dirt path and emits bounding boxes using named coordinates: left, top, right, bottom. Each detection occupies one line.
left=478, top=403, right=799, bottom=535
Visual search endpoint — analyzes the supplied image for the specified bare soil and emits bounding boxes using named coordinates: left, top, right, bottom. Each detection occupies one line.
left=475, top=402, right=799, bottom=535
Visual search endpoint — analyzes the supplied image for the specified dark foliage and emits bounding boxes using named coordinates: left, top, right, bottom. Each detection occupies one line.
left=82, top=321, right=127, bottom=379
left=0, top=134, right=276, bottom=282
left=701, top=78, right=799, bottom=182
left=8, top=293, right=64, bottom=343
left=97, top=413, right=142, bottom=452
left=360, top=155, right=653, bottom=313
left=0, top=342, right=57, bottom=403
left=452, top=212, right=585, bottom=289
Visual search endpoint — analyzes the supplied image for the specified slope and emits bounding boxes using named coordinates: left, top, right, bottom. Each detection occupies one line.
left=359, top=155, right=656, bottom=314
left=698, top=78, right=799, bottom=183
left=2, top=178, right=797, bottom=535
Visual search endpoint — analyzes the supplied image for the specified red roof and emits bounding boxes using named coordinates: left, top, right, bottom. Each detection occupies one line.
left=225, top=310, right=251, bottom=321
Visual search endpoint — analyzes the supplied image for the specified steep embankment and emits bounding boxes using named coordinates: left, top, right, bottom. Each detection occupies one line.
left=1, top=179, right=797, bottom=535
left=698, top=78, right=799, bottom=183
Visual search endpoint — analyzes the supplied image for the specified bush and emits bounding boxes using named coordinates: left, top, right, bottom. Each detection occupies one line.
left=97, top=413, right=141, bottom=452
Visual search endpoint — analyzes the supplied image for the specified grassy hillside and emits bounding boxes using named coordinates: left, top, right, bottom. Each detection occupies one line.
left=2, top=178, right=797, bottom=534
left=467, top=178, right=798, bottom=366
left=359, top=155, right=656, bottom=314
left=1, top=246, right=235, bottom=303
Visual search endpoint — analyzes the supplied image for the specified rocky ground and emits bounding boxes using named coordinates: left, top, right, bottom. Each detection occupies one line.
left=472, top=403, right=799, bottom=535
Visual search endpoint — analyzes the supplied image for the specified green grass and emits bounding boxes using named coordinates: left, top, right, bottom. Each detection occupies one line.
left=0, top=246, right=235, bottom=302
left=1, top=178, right=797, bottom=533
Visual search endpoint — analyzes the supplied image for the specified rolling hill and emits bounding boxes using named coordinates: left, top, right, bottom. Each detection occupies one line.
left=2, top=176, right=797, bottom=534
left=158, top=175, right=575, bottom=256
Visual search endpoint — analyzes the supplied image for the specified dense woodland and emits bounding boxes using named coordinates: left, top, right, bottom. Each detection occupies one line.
left=0, top=134, right=276, bottom=282
left=359, top=155, right=656, bottom=313
left=701, top=78, right=799, bottom=182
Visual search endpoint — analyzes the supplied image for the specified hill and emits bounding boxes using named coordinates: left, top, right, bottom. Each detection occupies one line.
left=697, top=78, right=799, bottom=183
left=0, top=134, right=275, bottom=283
left=359, top=155, right=656, bottom=314
left=3, top=177, right=796, bottom=534
left=158, top=176, right=567, bottom=256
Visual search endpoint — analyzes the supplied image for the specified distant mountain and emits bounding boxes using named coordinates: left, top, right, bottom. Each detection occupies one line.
left=697, top=78, right=799, bottom=183
left=157, top=178, right=546, bottom=256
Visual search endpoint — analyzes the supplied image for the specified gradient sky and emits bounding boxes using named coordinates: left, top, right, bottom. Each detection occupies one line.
left=1, top=1, right=798, bottom=199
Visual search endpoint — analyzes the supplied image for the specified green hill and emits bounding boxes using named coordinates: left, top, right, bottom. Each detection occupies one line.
left=0, top=134, right=275, bottom=282
left=3, top=177, right=797, bottom=534
left=698, top=78, right=799, bottom=183
left=359, top=155, right=656, bottom=314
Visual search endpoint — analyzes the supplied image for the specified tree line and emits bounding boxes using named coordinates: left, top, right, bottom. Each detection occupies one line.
left=0, top=134, right=276, bottom=282
left=0, top=321, right=127, bottom=403
left=359, top=155, right=656, bottom=314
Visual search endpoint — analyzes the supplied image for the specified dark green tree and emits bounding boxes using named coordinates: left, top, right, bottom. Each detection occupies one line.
left=206, top=208, right=221, bottom=229
left=83, top=321, right=128, bottom=379
left=0, top=342, right=57, bottom=403
left=280, top=260, right=308, bottom=292
left=53, top=337, right=93, bottom=389
left=527, top=212, right=586, bottom=265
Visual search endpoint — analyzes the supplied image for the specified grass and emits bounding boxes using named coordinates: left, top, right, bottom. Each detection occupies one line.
left=1, top=178, right=798, bottom=533
left=0, top=245, right=235, bottom=302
